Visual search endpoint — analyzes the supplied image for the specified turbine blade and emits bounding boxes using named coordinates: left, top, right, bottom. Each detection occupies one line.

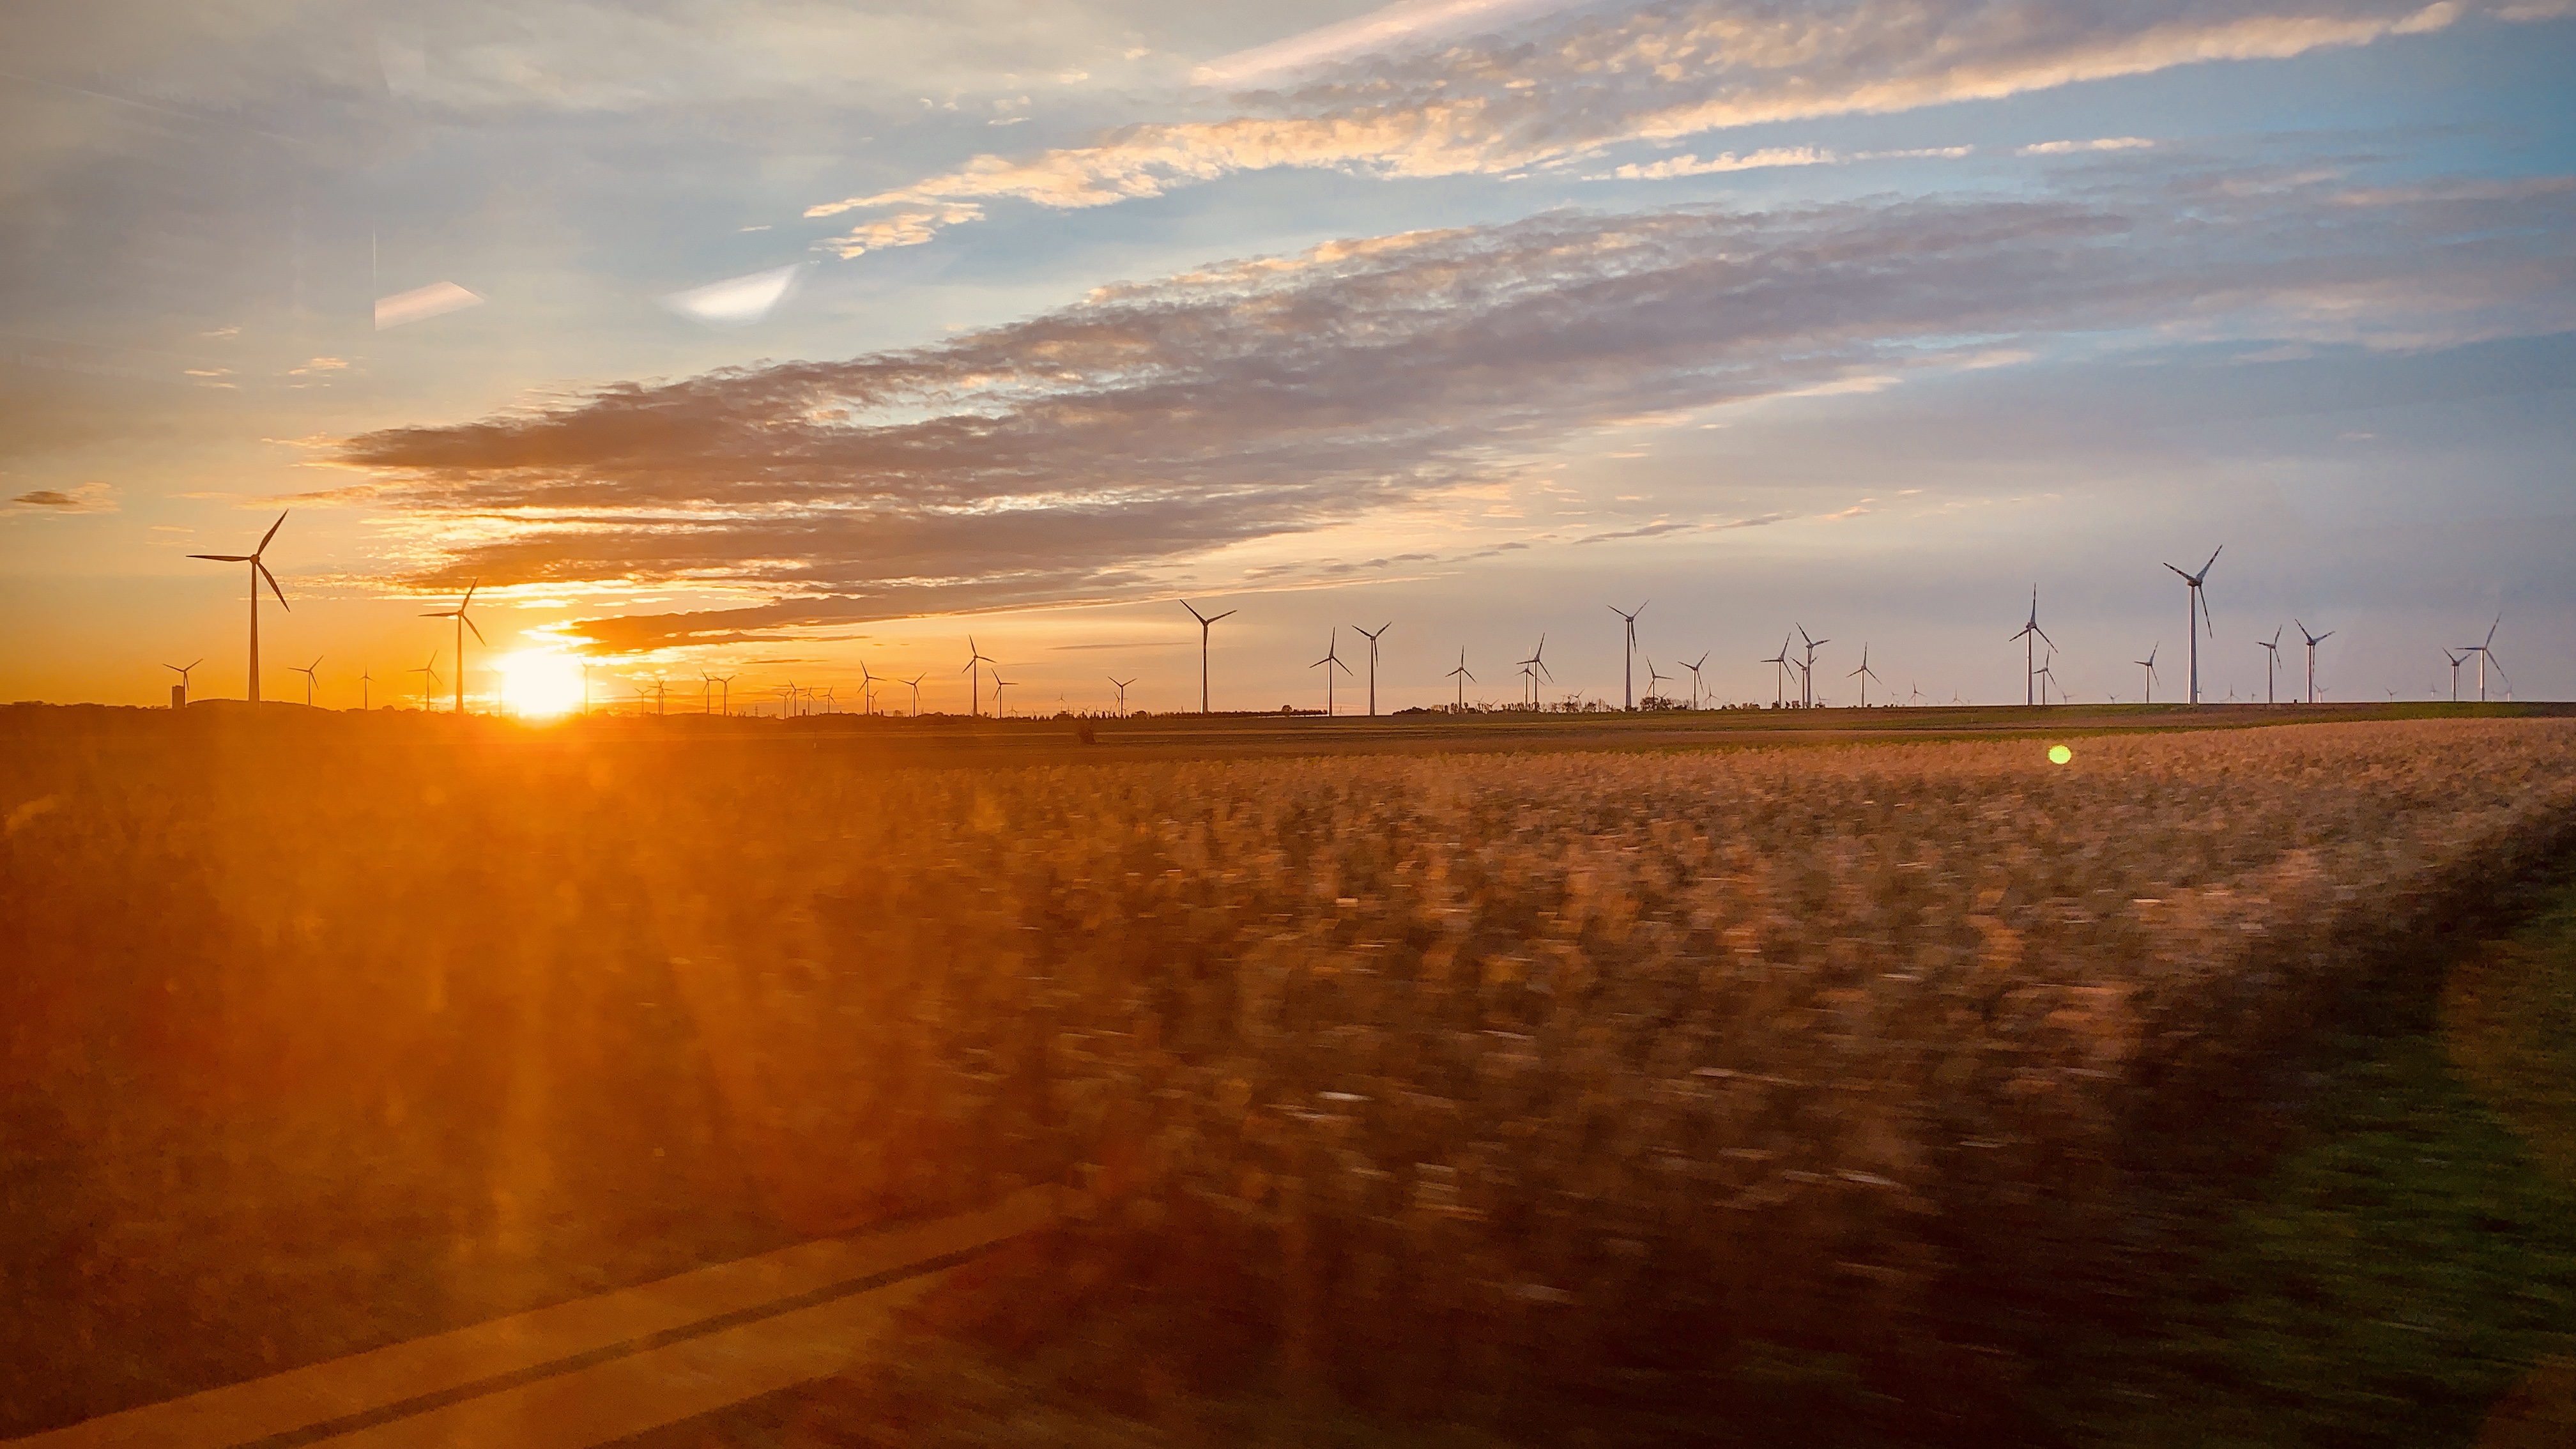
left=258, top=561, right=289, bottom=611
left=1211, top=610, right=1235, bottom=623
left=464, top=616, right=486, bottom=645
left=189, top=553, right=252, bottom=562
left=257, top=510, right=288, bottom=553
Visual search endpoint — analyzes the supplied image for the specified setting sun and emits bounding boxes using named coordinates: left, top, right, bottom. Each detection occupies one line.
left=494, top=650, right=586, bottom=718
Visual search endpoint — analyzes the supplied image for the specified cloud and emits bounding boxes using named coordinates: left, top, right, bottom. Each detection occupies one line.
left=2020, top=137, right=2157, bottom=155
left=661, top=263, right=809, bottom=325
left=376, top=282, right=484, bottom=330
left=7, top=482, right=118, bottom=514
left=340, top=165, right=2576, bottom=650
left=805, top=0, right=2539, bottom=249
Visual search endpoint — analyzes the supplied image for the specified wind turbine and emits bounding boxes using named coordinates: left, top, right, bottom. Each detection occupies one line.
left=700, top=673, right=717, bottom=714
left=1762, top=634, right=1791, bottom=709
left=712, top=673, right=737, bottom=716
left=291, top=656, right=323, bottom=707
left=1848, top=644, right=1883, bottom=708
left=408, top=652, right=441, bottom=711
left=1352, top=622, right=1392, bottom=717
left=1178, top=600, right=1234, bottom=715
left=2295, top=619, right=2333, bottom=705
left=961, top=636, right=995, bottom=716
left=2445, top=650, right=2467, bottom=703
left=855, top=661, right=875, bottom=716
left=2034, top=650, right=2061, bottom=706
left=1311, top=630, right=1353, bottom=714
left=2162, top=546, right=2221, bottom=705
left=1643, top=654, right=1673, bottom=707
left=902, top=673, right=924, bottom=716
left=162, top=658, right=203, bottom=707
left=1515, top=634, right=1552, bottom=709
left=1109, top=675, right=1137, bottom=716
left=187, top=510, right=289, bottom=702
left=1797, top=626, right=1828, bottom=709
left=991, top=671, right=1016, bottom=717
left=2457, top=617, right=2506, bottom=702
left=1446, top=648, right=1475, bottom=712
left=1608, top=602, right=1646, bottom=710
left=359, top=668, right=372, bottom=712
left=420, top=581, right=485, bottom=714
left=1682, top=651, right=1710, bottom=710
left=2134, top=645, right=2160, bottom=705
left=822, top=686, right=837, bottom=716
left=2258, top=628, right=2283, bottom=705
left=2009, top=586, right=2054, bottom=707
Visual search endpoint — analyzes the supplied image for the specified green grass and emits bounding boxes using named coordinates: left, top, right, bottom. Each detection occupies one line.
left=2051, top=868, right=2576, bottom=1449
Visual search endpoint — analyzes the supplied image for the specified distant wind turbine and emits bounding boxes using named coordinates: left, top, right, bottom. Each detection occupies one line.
left=1109, top=675, right=1137, bottom=716
left=2445, top=650, right=2467, bottom=703
left=408, top=652, right=441, bottom=711
left=1179, top=601, right=1234, bottom=715
left=187, top=510, right=288, bottom=702
left=1353, top=622, right=1392, bottom=717
left=2034, top=650, right=2061, bottom=706
left=419, top=581, right=485, bottom=714
left=2009, top=586, right=2055, bottom=708
left=1608, top=601, right=1647, bottom=710
left=2162, top=546, right=2221, bottom=705
left=291, top=656, right=323, bottom=707
left=1445, top=648, right=1475, bottom=712
left=961, top=636, right=995, bottom=716
left=711, top=673, right=737, bottom=716
left=163, top=658, right=203, bottom=707
left=2295, top=618, right=2333, bottom=704
left=1643, top=653, right=1673, bottom=707
left=991, top=671, right=1016, bottom=717
left=359, top=668, right=372, bottom=712
left=1848, top=643, right=1883, bottom=707
left=1797, top=625, right=1828, bottom=709
left=1762, top=634, right=1791, bottom=709
left=1515, top=634, right=1552, bottom=709
left=1682, top=651, right=1710, bottom=710
left=2134, top=644, right=2160, bottom=705
left=1311, top=630, right=1352, bottom=715
left=902, top=673, right=924, bottom=716
left=2456, top=616, right=2507, bottom=702
left=2258, top=628, right=2283, bottom=705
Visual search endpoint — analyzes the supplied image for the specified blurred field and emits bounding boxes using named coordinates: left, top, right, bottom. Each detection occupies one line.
left=4, top=705, right=2574, bottom=1441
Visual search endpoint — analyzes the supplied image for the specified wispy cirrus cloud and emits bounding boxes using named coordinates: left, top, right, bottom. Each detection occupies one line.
left=805, top=0, right=2563, bottom=252
left=339, top=164, right=2576, bottom=652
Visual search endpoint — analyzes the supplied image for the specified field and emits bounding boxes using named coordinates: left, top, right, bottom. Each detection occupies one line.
left=5, top=705, right=2575, bottom=1443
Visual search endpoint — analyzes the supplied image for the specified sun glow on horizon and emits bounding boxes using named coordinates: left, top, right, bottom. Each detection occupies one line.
left=495, top=650, right=588, bottom=719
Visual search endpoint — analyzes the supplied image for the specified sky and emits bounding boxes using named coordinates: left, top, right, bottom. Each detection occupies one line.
left=3, top=0, right=2571, bottom=716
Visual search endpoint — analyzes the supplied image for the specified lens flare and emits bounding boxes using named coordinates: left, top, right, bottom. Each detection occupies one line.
left=2049, top=744, right=2073, bottom=765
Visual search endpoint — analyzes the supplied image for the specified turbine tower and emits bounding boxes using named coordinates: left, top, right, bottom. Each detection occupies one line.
left=1344, top=621, right=1391, bottom=717
left=1608, top=602, right=1646, bottom=710
left=2444, top=650, right=2466, bottom=703
left=1109, top=675, right=1137, bottom=716
left=1848, top=644, right=1883, bottom=708
left=901, top=673, right=924, bottom=716
left=420, top=581, right=484, bottom=714
left=2162, top=546, right=2221, bottom=705
left=1179, top=600, right=1234, bottom=716
left=1797, top=626, right=1828, bottom=709
left=2258, top=628, right=2283, bottom=706
left=1682, top=651, right=1709, bottom=710
left=2295, top=618, right=2333, bottom=705
left=2456, top=617, right=2506, bottom=702
left=1311, top=630, right=1352, bottom=714
left=187, top=510, right=289, bottom=702
left=1515, top=634, right=1552, bottom=709
left=359, top=668, right=373, bottom=712
left=712, top=673, right=737, bottom=716
left=2133, top=644, right=2159, bottom=705
left=961, top=636, right=995, bottom=716
left=162, top=658, right=203, bottom=708
left=408, top=652, right=441, bottom=711
left=1762, top=634, right=1791, bottom=709
left=1445, top=648, right=1475, bottom=712
left=2009, top=586, right=2054, bottom=707
left=291, top=656, right=323, bottom=707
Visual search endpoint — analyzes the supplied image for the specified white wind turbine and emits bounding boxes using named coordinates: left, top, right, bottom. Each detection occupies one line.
left=2456, top=617, right=2507, bottom=702
left=1762, top=634, right=1791, bottom=709
left=2162, top=546, right=2221, bottom=705
left=2258, top=628, right=2283, bottom=706
left=1643, top=653, right=1673, bottom=707
left=1445, top=648, right=1475, bottom=712
left=1179, top=600, right=1234, bottom=716
left=1310, top=629, right=1352, bottom=714
left=1609, top=601, right=1646, bottom=710
left=1109, top=675, right=1138, bottom=716
left=1515, top=634, right=1552, bottom=710
left=1797, top=625, right=1828, bottom=709
left=1848, top=644, right=1883, bottom=707
left=1682, top=651, right=1710, bottom=710
left=2444, top=650, right=2467, bottom=703
left=1353, top=622, right=1392, bottom=716
left=2134, top=644, right=2159, bottom=705
left=187, top=510, right=289, bottom=702
left=2009, top=586, right=2054, bottom=707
